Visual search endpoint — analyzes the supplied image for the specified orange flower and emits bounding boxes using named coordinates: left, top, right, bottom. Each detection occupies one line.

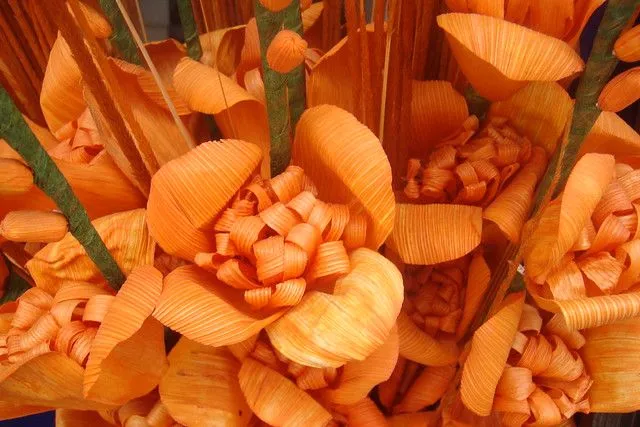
left=458, top=295, right=592, bottom=425
left=147, top=104, right=402, bottom=369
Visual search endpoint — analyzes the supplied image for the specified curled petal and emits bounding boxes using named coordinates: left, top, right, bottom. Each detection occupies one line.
left=388, top=204, right=482, bottom=265
left=199, top=25, right=245, bottom=74
left=238, top=358, right=332, bottom=427
left=266, top=30, right=308, bottom=74
left=0, top=159, right=32, bottom=196
left=397, top=311, right=459, bottom=366
left=0, top=210, right=68, bottom=243
left=267, top=249, right=403, bottom=368
left=461, top=292, right=524, bottom=416
left=388, top=411, right=440, bottom=427
left=410, top=80, right=469, bottom=154
left=599, top=67, right=640, bottom=113
left=153, top=265, right=284, bottom=346
left=496, top=367, right=535, bottom=401
left=160, top=338, right=251, bottom=426
left=615, top=24, right=640, bottom=62
left=292, top=105, right=395, bottom=249
left=437, top=13, right=584, bottom=100
left=84, top=266, right=166, bottom=404
left=173, top=58, right=270, bottom=176
left=525, top=153, right=615, bottom=281
left=457, top=253, right=491, bottom=339
left=323, top=325, right=399, bottom=405
left=147, top=139, right=262, bottom=260
left=307, top=37, right=354, bottom=113
left=26, top=209, right=155, bottom=294
left=344, top=397, right=388, bottom=427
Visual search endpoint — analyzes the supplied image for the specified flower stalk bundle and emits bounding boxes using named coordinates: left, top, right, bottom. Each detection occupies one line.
left=2, top=0, right=640, bottom=426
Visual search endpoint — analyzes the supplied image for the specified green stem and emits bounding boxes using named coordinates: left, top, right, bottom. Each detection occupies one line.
left=0, top=87, right=126, bottom=290
left=0, top=261, right=30, bottom=305
left=254, top=0, right=306, bottom=177
left=464, top=85, right=490, bottom=121
left=177, top=0, right=203, bottom=60
left=99, top=0, right=142, bottom=64
left=554, top=0, right=638, bottom=195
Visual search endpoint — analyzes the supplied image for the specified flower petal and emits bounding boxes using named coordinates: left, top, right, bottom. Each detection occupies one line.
left=199, top=25, right=245, bottom=74
left=40, top=35, right=84, bottom=135
left=615, top=24, right=640, bottom=62
left=307, top=37, right=353, bottom=113
left=488, top=82, right=573, bottom=155
left=388, top=411, right=440, bottom=427
left=153, top=265, right=284, bottom=346
left=437, top=13, right=584, bottom=100
left=0, top=351, right=114, bottom=411
left=26, top=209, right=155, bottom=294
left=267, top=248, right=403, bottom=368
left=457, top=252, right=491, bottom=339
left=394, top=364, right=457, bottom=414
left=322, top=325, right=399, bottom=405
left=292, top=105, right=395, bottom=249
left=343, top=397, right=388, bottom=427
left=147, top=139, right=263, bottom=260
left=397, top=311, right=459, bottom=366
left=460, top=292, right=524, bottom=416
left=599, top=66, right=640, bottom=113
left=55, top=409, right=114, bottom=427
left=580, top=111, right=640, bottom=158
left=238, top=358, right=332, bottom=427
left=388, top=204, right=482, bottom=265
left=581, top=317, right=640, bottom=412
left=84, top=266, right=166, bottom=404
left=159, top=337, right=252, bottom=426
left=173, top=58, right=270, bottom=176
left=410, top=80, right=469, bottom=155
left=484, top=147, right=547, bottom=242
left=524, top=153, right=615, bottom=281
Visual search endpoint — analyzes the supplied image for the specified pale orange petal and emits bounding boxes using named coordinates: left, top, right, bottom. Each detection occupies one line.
left=238, top=358, right=332, bottom=427
left=26, top=209, right=155, bottom=294
left=410, top=80, right=469, bottom=154
left=488, top=82, right=573, bottom=155
left=0, top=210, right=68, bottom=243
left=153, top=265, right=284, bottom=346
left=457, top=252, right=491, bottom=339
left=172, top=58, right=270, bottom=176
left=615, top=23, right=640, bottom=62
left=147, top=139, right=262, bottom=260
left=394, top=364, right=457, bottom=414
left=580, top=111, right=640, bottom=158
left=599, top=67, right=640, bottom=113
left=267, top=249, right=403, bottom=368
left=581, top=317, right=640, bottom=412
left=437, top=13, right=584, bottom=100
left=323, top=325, right=399, bottom=405
left=343, top=397, right=388, bottom=427
left=460, top=292, right=525, bottom=416
left=160, top=338, right=251, bottom=426
left=388, top=204, right=482, bottom=265
left=397, top=311, right=459, bottom=366
left=292, top=105, right=395, bottom=249
left=84, top=266, right=166, bottom=404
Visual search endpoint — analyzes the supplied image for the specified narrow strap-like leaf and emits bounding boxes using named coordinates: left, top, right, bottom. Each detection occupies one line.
left=0, top=86, right=126, bottom=289
left=254, top=0, right=306, bottom=177
left=177, top=0, right=203, bottom=60
left=98, top=0, right=142, bottom=64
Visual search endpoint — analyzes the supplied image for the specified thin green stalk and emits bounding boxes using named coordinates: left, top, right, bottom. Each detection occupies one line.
left=554, top=0, right=639, bottom=195
left=254, top=0, right=306, bottom=176
left=177, top=0, right=203, bottom=60
left=0, top=86, right=126, bottom=290
left=99, top=0, right=142, bottom=64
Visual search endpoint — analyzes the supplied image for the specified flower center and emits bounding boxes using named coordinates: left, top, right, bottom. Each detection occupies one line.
left=404, top=115, right=532, bottom=206
left=403, top=256, right=469, bottom=338
left=196, top=166, right=368, bottom=311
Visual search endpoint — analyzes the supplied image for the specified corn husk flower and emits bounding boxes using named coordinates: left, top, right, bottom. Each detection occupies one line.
left=599, top=24, right=640, bottom=113
left=147, top=103, right=402, bottom=369
left=0, top=209, right=166, bottom=418
left=457, top=295, right=592, bottom=425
